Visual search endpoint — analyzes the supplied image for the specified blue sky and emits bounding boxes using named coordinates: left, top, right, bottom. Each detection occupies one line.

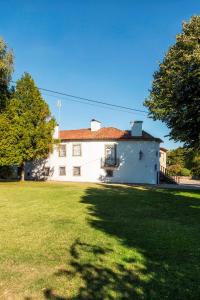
left=1, top=0, right=199, bottom=149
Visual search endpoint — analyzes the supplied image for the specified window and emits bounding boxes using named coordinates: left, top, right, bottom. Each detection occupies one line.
left=73, top=166, right=81, bottom=176
left=59, top=144, right=66, bottom=157
left=59, top=166, right=66, bottom=176
left=106, top=170, right=113, bottom=177
left=44, top=167, right=50, bottom=176
left=105, top=144, right=116, bottom=159
left=72, top=144, right=81, bottom=156
left=105, top=144, right=117, bottom=166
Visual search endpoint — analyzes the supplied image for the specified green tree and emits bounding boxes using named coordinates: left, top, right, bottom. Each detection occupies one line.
left=167, top=147, right=200, bottom=177
left=189, top=150, right=200, bottom=177
left=0, top=73, right=56, bottom=180
left=144, top=16, right=200, bottom=150
left=167, top=147, right=187, bottom=167
left=0, top=37, right=14, bottom=111
left=0, top=113, right=20, bottom=166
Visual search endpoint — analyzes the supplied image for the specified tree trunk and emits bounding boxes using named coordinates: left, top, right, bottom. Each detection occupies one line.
left=20, top=162, right=25, bottom=181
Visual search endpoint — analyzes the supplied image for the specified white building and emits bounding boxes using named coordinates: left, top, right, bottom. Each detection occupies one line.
left=26, top=119, right=162, bottom=184
left=159, top=147, right=167, bottom=173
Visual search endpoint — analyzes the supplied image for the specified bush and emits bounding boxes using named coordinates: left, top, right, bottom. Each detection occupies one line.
left=0, top=166, right=14, bottom=179
left=167, top=164, right=182, bottom=175
left=179, top=168, right=191, bottom=176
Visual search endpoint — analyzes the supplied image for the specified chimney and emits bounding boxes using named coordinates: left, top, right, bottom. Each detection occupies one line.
left=131, top=121, right=143, bottom=136
left=53, top=124, right=59, bottom=139
left=91, top=119, right=101, bottom=131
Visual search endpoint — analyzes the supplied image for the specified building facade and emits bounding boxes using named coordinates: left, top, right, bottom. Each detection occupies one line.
left=26, top=120, right=162, bottom=184
left=159, top=147, right=167, bottom=173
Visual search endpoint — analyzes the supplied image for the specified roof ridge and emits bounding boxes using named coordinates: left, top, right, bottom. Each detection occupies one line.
left=101, top=126, right=123, bottom=130
left=59, top=128, right=90, bottom=132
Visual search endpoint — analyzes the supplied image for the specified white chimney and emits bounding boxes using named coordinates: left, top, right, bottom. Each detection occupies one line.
left=131, top=121, right=143, bottom=136
left=53, top=124, right=59, bottom=139
left=91, top=119, right=101, bottom=131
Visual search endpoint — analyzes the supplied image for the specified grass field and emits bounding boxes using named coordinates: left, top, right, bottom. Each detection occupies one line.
left=0, top=182, right=200, bottom=299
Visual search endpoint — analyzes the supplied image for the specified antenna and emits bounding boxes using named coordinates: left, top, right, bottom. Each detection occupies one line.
left=56, top=100, right=62, bottom=125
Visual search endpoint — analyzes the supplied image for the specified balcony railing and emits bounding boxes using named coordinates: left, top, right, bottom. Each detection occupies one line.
left=101, top=157, right=120, bottom=169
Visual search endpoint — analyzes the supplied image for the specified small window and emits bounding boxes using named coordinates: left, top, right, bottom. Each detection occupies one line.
left=73, top=166, right=81, bottom=176
left=72, top=144, right=81, bottom=156
left=59, top=166, right=66, bottom=176
left=106, top=170, right=113, bottom=177
left=59, top=144, right=66, bottom=157
left=44, top=167, right=50, bottom=176
left=156, top=151, right=158, bottom=157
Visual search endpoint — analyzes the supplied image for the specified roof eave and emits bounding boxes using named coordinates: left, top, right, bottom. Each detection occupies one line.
left=60, top=138, right=162, bottom=142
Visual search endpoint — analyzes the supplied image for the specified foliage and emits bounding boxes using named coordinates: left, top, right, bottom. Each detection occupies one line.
left=144, top=16, right=200, bottom=150
left=167, top=147, right=187, bottom=167
left=0, top=73, right=56, bottom=169
left=167, top=165, right=190, bottom=176
left=0, top=37, right=14, bottom=111
left=0, top=182, right=200, bottom=299
left=191, top=153, right=200, bottom=177
left=0, top=112, right=22, bottom=165
left=0, top=166, right=14, bottom=179
left=167, top=147, right=199, bottom=176
left=167, top=164, right=182, bottom=175
left=179, top=167, right=191, bottom=176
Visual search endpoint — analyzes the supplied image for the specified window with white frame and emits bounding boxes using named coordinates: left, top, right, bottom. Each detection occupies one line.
left=72, top=144, right=81, bottom=156
left=59, top=166, right=66, bottom=176
left=73, top=166, right=81, bottom=176
left=59, top=144, right=66, bottom=157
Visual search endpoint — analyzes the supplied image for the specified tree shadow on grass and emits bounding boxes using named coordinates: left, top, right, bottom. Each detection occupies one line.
left=44, top=185, right=200, bottom=300
left=44, top=238, right=148, bottom=300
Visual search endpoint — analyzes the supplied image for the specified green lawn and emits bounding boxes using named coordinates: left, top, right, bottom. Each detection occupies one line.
left=0, top=182, right=200, bottom=299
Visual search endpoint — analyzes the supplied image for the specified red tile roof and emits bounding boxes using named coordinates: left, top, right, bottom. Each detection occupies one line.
left=59, top=127, right=162, bottom=142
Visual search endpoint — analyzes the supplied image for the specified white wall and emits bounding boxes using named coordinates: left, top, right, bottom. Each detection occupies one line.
left=28, top=140, right=160, bottom=184
left=160, top=150, right=167, bottom=172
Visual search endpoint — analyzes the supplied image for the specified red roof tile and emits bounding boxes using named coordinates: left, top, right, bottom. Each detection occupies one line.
left=59, top=127, right=162, bottom=142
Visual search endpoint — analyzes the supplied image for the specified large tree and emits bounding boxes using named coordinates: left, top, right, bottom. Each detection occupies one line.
left=144, top=16, right=200, bottom=150
left=0, top=73, right=56, bottom=180
left=0, top=37, right=14, bottom=111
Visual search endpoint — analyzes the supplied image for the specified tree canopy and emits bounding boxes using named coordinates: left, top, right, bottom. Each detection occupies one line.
left=0, top=73, right=56, bottom=177
left=144, top=16, right=200, bottom=150
left=0, top=37, right=13, bottom=111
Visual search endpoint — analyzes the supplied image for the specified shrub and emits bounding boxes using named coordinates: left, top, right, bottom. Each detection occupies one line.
left=167, top=164, right=182, bottom=175
left=0, top=166, right=14, bottom=179
left=179, top=168, right=191, bottom=176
